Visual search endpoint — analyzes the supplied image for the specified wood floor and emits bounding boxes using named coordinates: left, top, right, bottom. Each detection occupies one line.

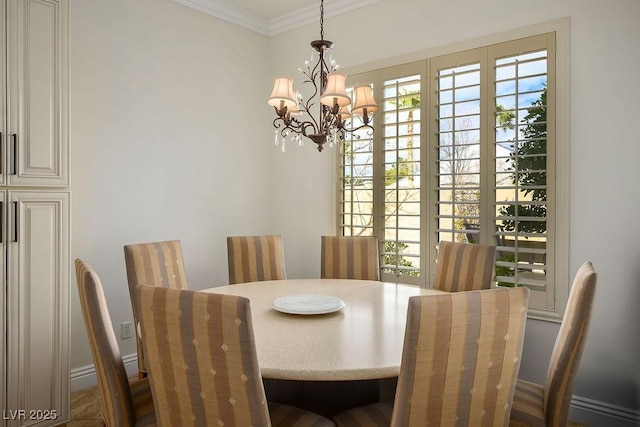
left=63, top=384, right=104, bottom=426
left=65, top=380, right=587, bottom=426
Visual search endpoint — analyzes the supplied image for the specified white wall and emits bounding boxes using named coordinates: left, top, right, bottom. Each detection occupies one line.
left=67, top=0, right=640, bottom=423
left=69, top=0, right=271, bottom=369
left=268, top=0, right=640, bottom=422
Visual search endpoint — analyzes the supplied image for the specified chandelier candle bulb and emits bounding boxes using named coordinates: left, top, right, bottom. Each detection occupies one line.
left=267, top=0, right=378, bottom=152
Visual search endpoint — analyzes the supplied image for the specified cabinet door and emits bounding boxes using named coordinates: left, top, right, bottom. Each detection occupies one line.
left=0, top=192, right=5, bottom=424
left=1, top=0, right=6, bottom=187
left=6, top=191, right=70, bottom=427
left=6, top=0, right=68, bottom=187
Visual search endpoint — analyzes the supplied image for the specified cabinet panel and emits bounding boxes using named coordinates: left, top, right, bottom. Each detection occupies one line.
left=0, top=192, right=5, bottom=423
left=5, top=191, right=69, bottom=427
left=6, top=0, right=68, bottom=186
left=1, top=1, right=6, bottom=187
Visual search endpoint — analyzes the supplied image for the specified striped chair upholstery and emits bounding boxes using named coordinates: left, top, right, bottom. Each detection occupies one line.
left=432, top=241, right=497, bottom=292
left=135, top=285, right=334, bottom=427
left=321, top=236, right=380, bottom=281
left=227, top=235, right=287, bottom=284
left=510, top=261, right=597, bottom=427
left=334, top=287, right=530, bottom=427
left=124, top=240, right=188, bottom=377
left=75, top=259, right=156, bottom=427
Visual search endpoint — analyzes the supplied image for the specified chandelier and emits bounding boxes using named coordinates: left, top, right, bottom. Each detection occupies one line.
left=267, top=0, right=378, bottom=152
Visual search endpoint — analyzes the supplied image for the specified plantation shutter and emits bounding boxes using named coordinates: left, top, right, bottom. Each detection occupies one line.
left=490, top=33, right=556, bottom=308
left=380, top=73, right=422, bottom=280
left=339, top=105, right=375, bottom=237
left=341, top=31, right=560, bottom=316
left=430, top=49, right=484, bottom=248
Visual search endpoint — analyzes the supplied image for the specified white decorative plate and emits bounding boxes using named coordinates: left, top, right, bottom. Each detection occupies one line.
left=272, top=294, right=345, bottom=315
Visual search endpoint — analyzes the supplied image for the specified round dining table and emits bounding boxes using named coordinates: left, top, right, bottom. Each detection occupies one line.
left=202, top=278, right=443, bottom=382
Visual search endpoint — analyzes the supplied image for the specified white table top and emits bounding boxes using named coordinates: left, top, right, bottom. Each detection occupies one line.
left=203, top=279, right=442, bottom=381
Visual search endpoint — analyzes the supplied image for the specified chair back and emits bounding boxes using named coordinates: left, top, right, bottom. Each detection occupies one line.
left=321, top=236, right=380, bottom=281
left=392, top=287, right=529, bottom=427
left=135, top=286, right=272, bottom=426
left=227, top=235, right=287, bottom=284
left=433, top=241, right=496, bottom=292
left=124, top=240, right=188, bottom=375
left=75, top=259, right=138, bottom=427
left=544, top=261, right=597, bottom=426
left=124, top=240, right=188, bottom=290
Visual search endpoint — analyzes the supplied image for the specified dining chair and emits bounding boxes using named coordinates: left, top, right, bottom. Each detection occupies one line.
left=135, top=285, right=335, bottom=427
left=227, top=235, right=287, bottom=284
left=321, top=236, right=380, bottom=281
left=333, top=286, right=530, bottom=427
left=432, top=240, right=497, bottom=292
left=75, top=259, right=157, bottom=427
left=124, top=239, right=188, bottom=378
left=509, top=261, right=597, bottom=427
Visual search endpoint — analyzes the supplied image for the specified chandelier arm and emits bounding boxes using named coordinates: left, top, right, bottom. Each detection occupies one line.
left=273, top=117, right=301, bottom=136
left=272, top=116, right=320, bottom=139
left=299, top=64, right=317, bottom=94
left=299, top=120, right=319, bottom=137
left=340, top=122, right=375, bottom=136
left=322, top=108, right=337, bottom=134
left=288, top=115, right=319, bottom=136
left=301, top=67, right=323, bottom=131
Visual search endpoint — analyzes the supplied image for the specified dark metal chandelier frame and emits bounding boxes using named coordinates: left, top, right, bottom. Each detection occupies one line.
left=268, top=0, right=377, bottom=152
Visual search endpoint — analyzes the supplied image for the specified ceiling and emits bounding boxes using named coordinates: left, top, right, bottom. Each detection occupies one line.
left=172, top=0, right=382, bottom=36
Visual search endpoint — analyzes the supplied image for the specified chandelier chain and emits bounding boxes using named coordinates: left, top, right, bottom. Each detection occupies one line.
left=320, top=0, right=324, bottom=40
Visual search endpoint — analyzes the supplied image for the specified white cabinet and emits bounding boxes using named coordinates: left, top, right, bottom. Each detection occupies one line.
left=0, top=0, right=70, bottom=426
left=2, top=0, right=68, bottom=187
left=3, top=192, right=70, bottom=427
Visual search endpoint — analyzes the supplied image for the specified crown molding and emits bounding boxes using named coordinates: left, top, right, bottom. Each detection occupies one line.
left=173, top=0, right=270, bottom=35
left=172, top=0, right=382, bottom=37
left=268, top=0, right=381, bottom=36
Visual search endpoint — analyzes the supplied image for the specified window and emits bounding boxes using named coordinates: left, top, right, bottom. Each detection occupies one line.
left=339, top=30, right=567, bottom=319
left=339, top=63, right=424, bottom=286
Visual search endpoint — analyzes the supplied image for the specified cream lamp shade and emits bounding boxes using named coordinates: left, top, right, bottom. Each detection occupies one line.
left=320, top=73, right=351, bottom=107
left=352, top=84, right=379, bottom=115
left=268, top=77, right=297, bottom=109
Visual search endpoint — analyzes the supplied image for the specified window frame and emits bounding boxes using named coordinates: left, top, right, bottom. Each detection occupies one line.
left=335, top=19, right=569, bottom=321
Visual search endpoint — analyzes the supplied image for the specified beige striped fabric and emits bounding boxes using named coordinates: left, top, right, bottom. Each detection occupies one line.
left=333, top=401, right=393, bottom=427
left=334, top=287, right=530, bottom=427
left=321, top=236, right=380, bottom=281
left=269, top=403, right=336, bottom=427
left=227, top=235, right=287, bottom=284
left=509, top=380, right=545, bottom=427
left=74, top=259, right=157, bottom=427
left=124, top=240, right=188, bottom=376
left=433, top=241, right=497, bottom=292
left=510, top=261, right=597, bottom=427
left=135, top=286, right=335, bottom=427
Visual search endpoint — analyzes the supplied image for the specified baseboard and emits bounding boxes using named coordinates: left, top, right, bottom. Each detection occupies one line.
left=570, top=395, right=640, bottom=427
left=70, top=353, right=139, bottom=393
left=70, top=358, right=639, bottom=427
